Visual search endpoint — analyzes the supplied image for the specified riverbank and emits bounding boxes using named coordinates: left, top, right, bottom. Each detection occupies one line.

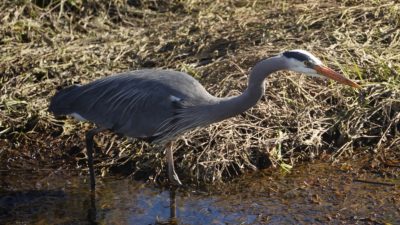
left=1, top=0, right=399, bottom=184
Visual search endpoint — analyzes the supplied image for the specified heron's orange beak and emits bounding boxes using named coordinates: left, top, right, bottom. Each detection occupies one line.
left=313, top=65, right=361, bottom=89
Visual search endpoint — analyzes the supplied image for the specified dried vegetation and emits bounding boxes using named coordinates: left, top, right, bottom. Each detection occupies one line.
left=0, top=0, right=399, bottom=185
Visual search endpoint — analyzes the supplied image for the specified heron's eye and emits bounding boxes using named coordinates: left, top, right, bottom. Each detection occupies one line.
left=304, top=61, right=312, bottom=68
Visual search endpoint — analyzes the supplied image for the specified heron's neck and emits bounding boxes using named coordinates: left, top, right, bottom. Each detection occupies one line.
left=208, top=56, right=286, bottom=122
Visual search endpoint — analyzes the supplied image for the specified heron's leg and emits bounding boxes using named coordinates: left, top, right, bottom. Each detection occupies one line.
left=85, top=127, right=106, bottom=191
left=166, top=142, right=182, bottom=186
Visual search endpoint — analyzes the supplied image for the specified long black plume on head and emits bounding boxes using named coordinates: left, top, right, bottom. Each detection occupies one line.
left=282, top=50, right=311, bottom=62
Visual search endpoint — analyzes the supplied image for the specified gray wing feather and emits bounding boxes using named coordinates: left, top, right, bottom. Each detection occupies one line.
left=49, top=69, right=216, bottom=141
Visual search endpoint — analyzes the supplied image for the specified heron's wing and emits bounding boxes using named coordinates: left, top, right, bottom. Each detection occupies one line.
left=50, top=70, right=214, bottom=139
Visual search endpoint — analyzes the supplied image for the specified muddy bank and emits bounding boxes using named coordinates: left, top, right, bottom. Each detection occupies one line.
left=0, top=0, right=399, bottom=183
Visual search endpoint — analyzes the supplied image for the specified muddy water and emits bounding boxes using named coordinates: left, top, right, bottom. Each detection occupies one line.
left=1, top=162, right=399, bottom=224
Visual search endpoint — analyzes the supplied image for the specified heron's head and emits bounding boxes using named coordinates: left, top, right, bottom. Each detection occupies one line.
left=282, top=49, right=361, bottom=88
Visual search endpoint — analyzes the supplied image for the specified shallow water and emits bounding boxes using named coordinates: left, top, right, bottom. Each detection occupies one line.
left=1, top=162, right=399, bottom=224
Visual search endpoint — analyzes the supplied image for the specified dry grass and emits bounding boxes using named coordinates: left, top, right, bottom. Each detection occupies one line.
left=0, top=0, right=399, bottom=184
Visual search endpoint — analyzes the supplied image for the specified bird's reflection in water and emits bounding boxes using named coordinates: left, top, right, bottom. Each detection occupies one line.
left=87, top=190, right=97, bottom=225
left=86, top=185, right=179, bottom=225
left=156, top=187, right=178, bottom=225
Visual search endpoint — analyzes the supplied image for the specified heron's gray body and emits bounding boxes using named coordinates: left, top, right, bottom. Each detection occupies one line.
left=50, top=57, right=287, bottom=145
left=50, top=70, right=222, bottom=143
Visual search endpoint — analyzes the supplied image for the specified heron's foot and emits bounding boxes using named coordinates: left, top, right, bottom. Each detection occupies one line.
left=168, top=171, right=182, bottom=186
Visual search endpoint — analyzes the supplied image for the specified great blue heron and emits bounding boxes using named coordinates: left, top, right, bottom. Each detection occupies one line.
left=49, top=49, right=360, bottom=189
